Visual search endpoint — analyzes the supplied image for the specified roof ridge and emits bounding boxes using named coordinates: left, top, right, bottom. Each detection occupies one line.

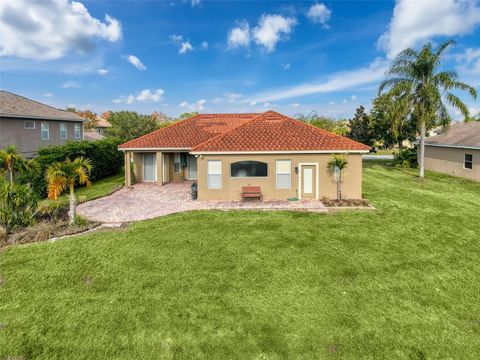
left=0, top=90, right=81, bottom=118
left=191, top=111, right=269, bottom=151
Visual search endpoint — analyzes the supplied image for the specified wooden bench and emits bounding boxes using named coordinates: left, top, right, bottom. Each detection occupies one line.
left=241, top=186, right=262, bottom=201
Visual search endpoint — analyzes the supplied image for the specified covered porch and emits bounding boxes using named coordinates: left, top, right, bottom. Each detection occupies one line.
left=123, top=151, right=197, bottom=187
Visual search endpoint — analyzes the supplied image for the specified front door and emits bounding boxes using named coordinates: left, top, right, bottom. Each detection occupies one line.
left=188, top=154, right=197, bottom=179
left=143, top=153, right=156, bottom=182
left=301, top=165, right=316, bottom=199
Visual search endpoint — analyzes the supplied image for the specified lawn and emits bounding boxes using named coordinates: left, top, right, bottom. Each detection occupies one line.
left=1, top=162, right=480, bottom=359
left=40, top=171, right=124, bottom=208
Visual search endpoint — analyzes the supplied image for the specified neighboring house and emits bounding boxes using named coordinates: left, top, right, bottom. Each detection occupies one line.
left=119, top=111, right=370, bottom=200
left=424, top=122, right=480, bottom=182
left=84, top=116, right=111, bottom=141
left=0, top=91, right=85, bottom=157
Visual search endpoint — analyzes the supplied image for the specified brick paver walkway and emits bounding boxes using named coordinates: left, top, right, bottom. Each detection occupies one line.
left=78, top=182, right=327, bottom=223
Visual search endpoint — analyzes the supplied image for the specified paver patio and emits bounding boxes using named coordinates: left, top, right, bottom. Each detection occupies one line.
left=77, top=182, right=327, bottom=223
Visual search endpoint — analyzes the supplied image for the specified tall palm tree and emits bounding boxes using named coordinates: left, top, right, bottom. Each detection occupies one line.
left=46, top=157, right=92, bottom=224
left=384, top=84, right=414, bottom=151
left=379, top=41, right=477, bottom=177
left=0, top=145, right=23, bottom=185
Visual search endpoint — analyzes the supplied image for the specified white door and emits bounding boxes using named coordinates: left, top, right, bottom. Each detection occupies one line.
left=301, top=165, right=316, bottom=199
left=188, top=154, right=197, bottom=179
left=143, top=153, right=156, bottom=182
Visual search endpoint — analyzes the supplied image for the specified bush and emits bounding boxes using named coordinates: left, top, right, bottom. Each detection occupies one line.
left=19, top=138, right=124, bottom=197
left=393, top=148, right=418, bottom=168
left=0, top=181, right=39, bottom=231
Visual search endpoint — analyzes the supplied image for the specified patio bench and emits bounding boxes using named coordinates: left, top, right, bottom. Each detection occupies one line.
left=241, top=186, right=262, bottom=201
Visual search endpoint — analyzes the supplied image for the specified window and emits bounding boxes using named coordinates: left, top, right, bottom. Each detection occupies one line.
left=60, top=123, right=67, bottom=140
left=207, top=160, right=222, bottom=189
left=24, top=120, right=35, bottom=129
left=276, top=160, right=291, bottom=189
left=41, top=122, right=49, bottom=140
left=230, top=161, right=268, bottom=177
left=464, top=154, right=473, bottom=169
left=174, top=153, right=181, bottom=173
left=74, top=123, right=81, bottom=139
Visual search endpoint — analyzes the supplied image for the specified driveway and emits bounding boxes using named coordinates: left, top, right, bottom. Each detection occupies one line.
left=77, top=182, right=327, bottom=223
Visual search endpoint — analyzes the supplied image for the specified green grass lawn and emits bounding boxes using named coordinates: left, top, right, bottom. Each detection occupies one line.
left=40, top=171, right=124, bottom=208
left=1, top=163, right=480, bottom=359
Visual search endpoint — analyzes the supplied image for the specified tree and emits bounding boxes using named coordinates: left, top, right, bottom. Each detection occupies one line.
left=0, top=180, right=39, bottom=231
left=379, top=41, right=477, bottom=178
left=46, top=157, right=92, bottom=224
left=178, top=112, right=199, bottom=120
left=106, top=111, right=159, bottom=142
left=327, top=155, right=348, bottom=201
left=332, top=120, right=349, bottom=136
left=347, top=106, right=374, bottom=146
left=295, top=111, right=340, bottom=132
left=0, top=145, right=23, bottom=185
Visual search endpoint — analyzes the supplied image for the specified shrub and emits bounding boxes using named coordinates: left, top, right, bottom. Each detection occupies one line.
left=19, top=138, right=124, bottom=197
left=0, top=180, right=39, bottom=231
left=393, top=148, right=418, bottom=168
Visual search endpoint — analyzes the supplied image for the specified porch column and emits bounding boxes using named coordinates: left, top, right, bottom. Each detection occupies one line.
left=156, top=151, right=163, bottom=186
left=124, top=151, right=132, bottom=187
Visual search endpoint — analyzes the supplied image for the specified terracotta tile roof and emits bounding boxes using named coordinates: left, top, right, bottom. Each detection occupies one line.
left=95, top=116, right=112, bottom=128
left=0, top=90, right=85, bottom=122
left=192, top=111, right=370, bottom=152
left=119, top=111, right=370, bottom=152
left=119, top=113, right=259, bottom=149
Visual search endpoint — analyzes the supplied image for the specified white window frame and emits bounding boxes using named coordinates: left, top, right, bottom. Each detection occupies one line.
left=24, top=120, right=35, bottom=129
left=207, top=160, right=222, bottom=189
left=74, top=123, right=81, bottom=139
left=464, top=153, right=473, bottom=170
left=276, top=160, right=291, bottom=189
left=41, top=122, right=49, bottom=140
left=60, top=122, right=68, bottom=140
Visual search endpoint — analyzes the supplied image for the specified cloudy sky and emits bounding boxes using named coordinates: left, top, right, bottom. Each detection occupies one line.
left=1, top=0, right=479, bottom=118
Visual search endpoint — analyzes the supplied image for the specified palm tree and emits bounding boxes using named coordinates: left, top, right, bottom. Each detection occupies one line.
left=0, top=145, right=23, bottom=185
left=384, top=85, right=414, bottom=151
left=46, top=157, right=92, bottom=224
left=327, top=155, right=348, bottom=201
left=379, top=41, right=477, bottom=178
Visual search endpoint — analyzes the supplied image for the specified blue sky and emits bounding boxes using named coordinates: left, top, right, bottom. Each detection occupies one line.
left=1, top=0, right=479, bottom=118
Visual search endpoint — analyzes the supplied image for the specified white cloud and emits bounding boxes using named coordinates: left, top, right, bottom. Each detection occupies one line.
left=178, top=99, right=207, bottom=111
left=194, top=99, right=207, bottom=110
left=227, top=93, right=243, bottom=102
left=169, top=34, right=184, bottom=43
left=0, top=0, right=121, bottom=60
left=179, top=41, right=193, bottom=54
left=290, top=103, right=300, bottom=108
left=179, top=101, right=189, bottom=108
left=97, top=69, right=108, bottom=75
left=342, top=99, right=348, bottom=104
left=307, top=3, right=331, bottom=27
left=379, top=0, right=480, bottom=58
left=351, top=94, right=357, bottom=100
left=44, top=93, right=53, bottom=97
left=253, top=15, right=296, bottom=52
left=282, top=63, right=291, bottom=70
left=191, top=0, right=201, bottom=7
left=228, top=22, right=251, bottom=49
left=329, top=101, right=336, bottom=105
left=250, top=101, right=257, bottom=106
left=210, top=97, right=223, bottom=104
left=263, top=102, right=271, bottom=108
left=115, top=89, right=164, bottom=104
left=62, top=81, right=80, bottom=88
left=201, top=41, right=209, bottom=50
left=244, top=58, right=388, bottom=103
left=456, top=47, right=480, bottom=76
left=126, top=55, right=146, bottom=70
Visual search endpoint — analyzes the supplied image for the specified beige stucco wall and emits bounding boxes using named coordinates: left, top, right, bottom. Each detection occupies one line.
left=196, top=153, right=363, bottom=201
left=424, top=146, right=480, bottom=181
left=0, top=117, right=84, bottom=157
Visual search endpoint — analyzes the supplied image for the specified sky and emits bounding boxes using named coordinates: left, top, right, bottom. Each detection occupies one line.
left=1, top=0, right=480, bottom=119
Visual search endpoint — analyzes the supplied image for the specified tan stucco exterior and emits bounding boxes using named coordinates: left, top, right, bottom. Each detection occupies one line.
left=123, top=151, right=364, bottom=200
left=196, top=153, right=363, bottom=200
left=424, top=146, right=480, bottom=181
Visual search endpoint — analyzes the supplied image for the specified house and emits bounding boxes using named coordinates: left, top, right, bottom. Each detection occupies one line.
left=424, top=122, right=480, bottom=181
left=84, top=116, right=111, bottom=141
left=0, top=91, right=85, bottom=157
left=119, top=111, right=370, bottom=200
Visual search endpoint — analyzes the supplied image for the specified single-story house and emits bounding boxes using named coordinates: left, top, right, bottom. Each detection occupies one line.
left=424, top=122, right=480, bottom=181
left=0, top=91, right=85, bottom=157
left=119, top=111, right=370, bottom=200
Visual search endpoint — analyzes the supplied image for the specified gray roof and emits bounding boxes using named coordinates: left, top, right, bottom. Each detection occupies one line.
left=425, top=122, right=480, bottom=149
left=84, top=130, right=106, bottom=141
left=0, top=90, right=85, bottom=122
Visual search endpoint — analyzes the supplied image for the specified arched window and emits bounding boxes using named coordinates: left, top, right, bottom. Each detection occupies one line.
left=231, top=161, right=268, bottom=177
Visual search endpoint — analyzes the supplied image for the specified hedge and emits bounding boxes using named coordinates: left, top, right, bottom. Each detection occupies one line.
left=20, top=138, right=124, bottom=197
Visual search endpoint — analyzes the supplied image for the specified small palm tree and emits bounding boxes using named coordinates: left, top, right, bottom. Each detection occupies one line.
left=0, top=145, right=23, bottom=184
left=46, top=157, right=92, bottom=224
left=327, top=155, right=348, bottom=201
left=379, top=40, right=477, bottom=178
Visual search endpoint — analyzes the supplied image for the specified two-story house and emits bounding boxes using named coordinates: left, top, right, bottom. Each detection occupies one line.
left=0, top=91, right=85, bottom=157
